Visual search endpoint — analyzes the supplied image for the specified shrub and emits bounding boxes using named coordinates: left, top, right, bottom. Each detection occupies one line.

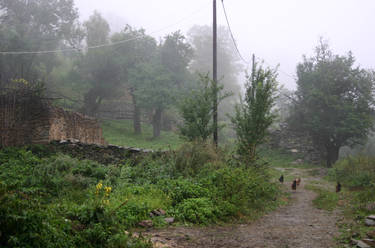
left=175, top=197, right=216, bottom=224
left=172, top=141, right=221, bottom=176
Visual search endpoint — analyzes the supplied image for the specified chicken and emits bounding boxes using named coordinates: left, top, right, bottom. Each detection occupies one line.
left=279, top=175, right=284, bottom=183
left=336, top=182, right=341, bottom=193
left=291, top=179, right=297, bottom=190
left=296, top=177, right=301, bottom=186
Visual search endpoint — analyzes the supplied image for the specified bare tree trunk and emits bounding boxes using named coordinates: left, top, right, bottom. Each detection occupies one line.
left=152, top=107, right=163, bottom=139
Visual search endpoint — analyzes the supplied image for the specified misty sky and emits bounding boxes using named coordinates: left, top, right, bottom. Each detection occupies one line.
left=74, top=0, right=375, bottom=89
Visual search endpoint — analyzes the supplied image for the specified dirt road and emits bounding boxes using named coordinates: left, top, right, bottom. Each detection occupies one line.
left=145, top=168, right=339, bottom=248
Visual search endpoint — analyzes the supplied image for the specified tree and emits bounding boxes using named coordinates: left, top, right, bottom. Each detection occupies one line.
left=187, top=25, right=243, bottom=115
left=0, top=0, right=80, bottom=86
left=289, top=40, right=375, bottom=167
left=130, top=31, right=193, bottom=138
left=111, top=26, right=157, bottom=134
left=231, top=62, right=278, bottom=162
left=78, top=12, right=121, bottom=116
left=178, top=74, right=229, bottom=141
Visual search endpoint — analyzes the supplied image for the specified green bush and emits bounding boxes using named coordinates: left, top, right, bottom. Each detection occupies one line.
left=175, top=197, right=216, bottom=224
left=158, top=179, right=209, bottom=206
left=201, top=166, right=279, bottom=214
left=329, top=156, right=375, bottom=188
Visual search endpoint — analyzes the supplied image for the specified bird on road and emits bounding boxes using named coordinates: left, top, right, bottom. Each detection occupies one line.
left=291, top=179, right=297, bottom=191
left=336, top=182, right=341, bottom=193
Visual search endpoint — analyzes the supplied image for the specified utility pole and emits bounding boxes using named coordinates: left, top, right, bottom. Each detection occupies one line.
left=213, top=0, right=218, bottom=146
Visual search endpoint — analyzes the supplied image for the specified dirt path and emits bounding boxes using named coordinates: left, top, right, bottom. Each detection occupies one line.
left=145, top=168, right=340, bottom=248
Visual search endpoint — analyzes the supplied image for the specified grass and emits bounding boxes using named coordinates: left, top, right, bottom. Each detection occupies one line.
left=258, top=148, right=317, bottom=169
left=101, top=119, right=183, bottom=150
left=305, top=184, right=339, bottom=211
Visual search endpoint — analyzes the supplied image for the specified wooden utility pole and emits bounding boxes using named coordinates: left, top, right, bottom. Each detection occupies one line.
left=213, top=0, right=218, bottom=146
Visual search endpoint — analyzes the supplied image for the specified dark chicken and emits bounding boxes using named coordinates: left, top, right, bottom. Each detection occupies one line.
left=336, top=182, right=341, bottom=193
left=279, top=175, right=284, bottom=183
left=291, top=179, right=297, bottom=190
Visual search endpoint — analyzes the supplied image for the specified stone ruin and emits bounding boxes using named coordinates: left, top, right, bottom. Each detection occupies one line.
left=0, top=86, right=106, bottom=147
left=267, top=123, right=323, bottom=164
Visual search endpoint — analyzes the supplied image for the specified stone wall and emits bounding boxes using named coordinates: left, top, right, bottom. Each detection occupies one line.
left=0, top=92, right=106, bottom=147
left=268, top=123, right=322, bottom=164
left=46, top=140, right=161, bottom=165
left=49, top=108, right=106, bottom=145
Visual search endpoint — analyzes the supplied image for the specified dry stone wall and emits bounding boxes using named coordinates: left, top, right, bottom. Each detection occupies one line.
left=268, top=123, right=322, bottom=164
left=0, top=99, right=106, bottom=147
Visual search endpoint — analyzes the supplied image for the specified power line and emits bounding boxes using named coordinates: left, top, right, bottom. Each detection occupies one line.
left=220, top=0, right=251, bottom=65
left=220, top=0, right=297, bottom=81
left=0, top=2, right=211, bottom=55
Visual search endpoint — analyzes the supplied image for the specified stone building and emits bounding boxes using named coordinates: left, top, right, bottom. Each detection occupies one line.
left=0, top=87, right=106, bottom=147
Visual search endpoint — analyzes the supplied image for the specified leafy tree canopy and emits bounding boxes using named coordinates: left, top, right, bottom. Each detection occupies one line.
left=289, top=40, right=375, bottom=167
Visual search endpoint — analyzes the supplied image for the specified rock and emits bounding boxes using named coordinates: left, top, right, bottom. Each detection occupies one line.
left=366, top=203, right=375, bottom=211
left=366, top=217, right=375, bottom=226
left=290, top=149, right=299, bottom=153
left=151, top=209, right=166, bottom=217
left=352, top=239, right=371, bottom=248
left=367, top=230, right=375, bottom=239
left=138, top=220, right=153, bottom=228
left=362, top=239, right=375, bottom=247
left=357, top=241, right=372, bottom=248
left=164, top=217, right=174, bottom=224
left=368, top=215, right=375, bottom=220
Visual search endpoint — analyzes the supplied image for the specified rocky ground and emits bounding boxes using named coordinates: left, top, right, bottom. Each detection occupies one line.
left=143, top=168, right=340, bottom=248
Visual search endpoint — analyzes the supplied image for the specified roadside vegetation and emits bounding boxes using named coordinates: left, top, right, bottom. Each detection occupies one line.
left=327, top=156, right=375, bottom=245
left=0, top=144, right=281, bottom=247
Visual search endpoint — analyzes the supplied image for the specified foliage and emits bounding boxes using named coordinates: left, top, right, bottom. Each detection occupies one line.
left=130, top=31, right=193, bottom=138
left=328, top=155, right=375, bottom=190
left=288, top=40, right=375, bottom=167
left=0, top=0, right=81, bottom=86
left=178, top=74, right=230, bottom=141
left=231, top=63, right=278, bottom=162
left=326, top=155, right=375, bottom=245
left=0, top=143, right=282, bottom=242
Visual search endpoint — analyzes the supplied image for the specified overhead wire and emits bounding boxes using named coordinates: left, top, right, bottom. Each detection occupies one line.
left=220, top=0, right=297, bottom=81
left=0, top=1, right=211, bottom=55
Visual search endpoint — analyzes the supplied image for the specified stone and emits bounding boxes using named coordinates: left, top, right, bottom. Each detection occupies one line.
left=362, top=239, right=375, bottom=247
left=290, top=149, right=299, bottom=153
left=366, top=217, right=375, bottom=226
left=367, top=230, right=375, bottom=239
left=352, top=239, right=371, bottom=248
left=138, top=220, right=153, bottom=228
left=164, top=217, right=174, bottom=224
left=366, top=203, right=375, bottom=211
left=368, top=215, right=375, bottom=220
left=151, top=209, right=166, bottom=217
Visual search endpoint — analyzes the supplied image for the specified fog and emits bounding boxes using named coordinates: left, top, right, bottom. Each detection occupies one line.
left=74, top=0, right=375, bottom=89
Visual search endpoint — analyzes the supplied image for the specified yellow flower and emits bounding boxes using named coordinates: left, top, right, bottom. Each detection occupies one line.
left=104, top=186, right=112, bottom=194
left=96, top=182, right=103, bottom=190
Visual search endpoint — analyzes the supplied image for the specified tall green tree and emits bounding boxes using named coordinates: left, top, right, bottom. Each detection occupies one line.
left=130, top=31, right=193, bottom=138
left=78, top=12, right=121, bottom=116
left=289, top=40, right=375, bottom=167
left=178, top=74, right=229, bottom=141
left=0, top=0, right=80, bottom=86
left=111, top=26, right=157, bottom=134
left=231, top=63, right=278, bottom=162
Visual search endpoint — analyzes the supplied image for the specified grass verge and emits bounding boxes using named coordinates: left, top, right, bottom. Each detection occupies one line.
left=101, top=119, right=183, bottom=150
